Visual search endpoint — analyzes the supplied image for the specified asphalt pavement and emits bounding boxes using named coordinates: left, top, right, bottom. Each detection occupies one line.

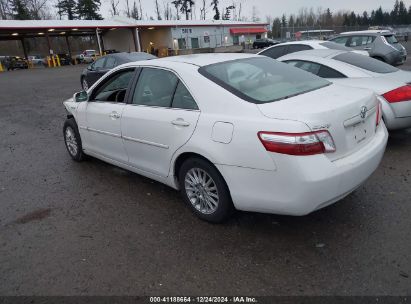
left=0, top=63, right=410, bottom=296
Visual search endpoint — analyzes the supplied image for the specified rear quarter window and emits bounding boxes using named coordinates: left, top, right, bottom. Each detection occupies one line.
left=333, top=52, right=398, bottom=74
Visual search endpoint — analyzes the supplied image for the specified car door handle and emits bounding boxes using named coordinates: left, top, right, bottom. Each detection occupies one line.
left=364, top=47, right=371, bottom=50
left=109, top=112, right=121, bottom=119
left=171, top=119, right=190, bottom=127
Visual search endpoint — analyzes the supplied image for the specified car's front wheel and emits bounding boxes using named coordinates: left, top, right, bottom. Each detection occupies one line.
left=63, top=119, right=85, bottom=162
left=179, top=157, right=234, bottom=223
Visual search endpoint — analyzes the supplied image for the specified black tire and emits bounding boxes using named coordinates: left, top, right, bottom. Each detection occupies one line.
left=179, top=157, right=234, bottom=223
left=63, top=118, right=85, bottom=162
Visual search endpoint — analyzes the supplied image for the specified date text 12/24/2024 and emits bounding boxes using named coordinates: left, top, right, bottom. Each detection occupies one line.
left=150, top=297, right=258, bottom=303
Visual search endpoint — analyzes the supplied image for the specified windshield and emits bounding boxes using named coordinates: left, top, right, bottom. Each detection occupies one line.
left=320, top=41, right=353, bottom=51
left=333, top=52, right=398, bottom=74
left=199, top=57, right=330, bottom=104
left=384, top=35, right=398, bottom=44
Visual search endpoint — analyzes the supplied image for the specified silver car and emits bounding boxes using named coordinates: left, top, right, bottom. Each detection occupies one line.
left=329, top=30, right=407, bottom=66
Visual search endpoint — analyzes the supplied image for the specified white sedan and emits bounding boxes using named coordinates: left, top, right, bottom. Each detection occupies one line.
left=257, top=40, right=369, bottom=59
left=63, top=53, right=388, bottom=223
left=278, top=49, right=411, bottom=130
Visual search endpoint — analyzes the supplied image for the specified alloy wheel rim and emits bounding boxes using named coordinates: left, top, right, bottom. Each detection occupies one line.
left=185, top=168, right=219, bottom=215
left=82, top=79, right=88, bottom=90
left=65, top=127, right=78, bottom=156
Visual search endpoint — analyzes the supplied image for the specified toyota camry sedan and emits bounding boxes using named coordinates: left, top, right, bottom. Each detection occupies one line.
left=63, top=53, right=388, bottom=223
left=278, top=49, right=411, bottom=130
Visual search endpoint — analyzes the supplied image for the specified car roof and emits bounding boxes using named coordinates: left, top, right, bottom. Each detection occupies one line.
left=109, top=52, right=157, bottom=61
left=155, top=53, right=260, bottom=67
left=339, top=30, right=392, bottom=35
left=282, top=49, right=346, bottom=58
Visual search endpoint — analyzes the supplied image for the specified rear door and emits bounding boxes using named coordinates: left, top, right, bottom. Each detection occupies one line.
left=122, top=67, right=200, bottom=178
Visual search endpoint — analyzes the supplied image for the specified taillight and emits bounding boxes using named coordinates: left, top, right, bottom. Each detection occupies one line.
left=257, top=131, right=336, bottom=156
left=376, top=101, right=383, bottom=127
left=383, top=85, right=411, bottom=103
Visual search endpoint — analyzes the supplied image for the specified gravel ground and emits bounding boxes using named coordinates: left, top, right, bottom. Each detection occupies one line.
left=0, top=63, right=410, bottom=296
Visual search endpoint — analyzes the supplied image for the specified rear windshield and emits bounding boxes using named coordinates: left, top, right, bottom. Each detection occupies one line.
left=384, top=35, right=398, bottom=44
left=333, top=52, right=398, bottom=74
left=320, top=41, right=353, bottom=51
left=199, top=57, right=330, bottom=104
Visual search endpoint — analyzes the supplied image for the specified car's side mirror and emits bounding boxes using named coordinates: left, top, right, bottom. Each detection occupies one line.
left=87, top=64, right=93, bottom=71
left=74, top=91, right=89, bottom=102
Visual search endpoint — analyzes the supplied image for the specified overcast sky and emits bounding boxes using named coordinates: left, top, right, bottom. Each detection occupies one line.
left=99, top=0, right=411, bottom=20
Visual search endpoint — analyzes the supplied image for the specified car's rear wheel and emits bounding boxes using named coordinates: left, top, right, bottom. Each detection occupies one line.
left=63, top=118, right=85, bottom=162
left=81, top=77, right=89, bottom=90
left=179, top=157, right=234, bottom=223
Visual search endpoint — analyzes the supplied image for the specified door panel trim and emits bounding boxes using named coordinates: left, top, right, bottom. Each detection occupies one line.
left=123, top=135, right=169, bottom=149
left=87, top=127, right=122, bottom=138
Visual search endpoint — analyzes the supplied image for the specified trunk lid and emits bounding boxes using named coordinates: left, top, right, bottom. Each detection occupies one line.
left=257, top=84, right=379, bottom=161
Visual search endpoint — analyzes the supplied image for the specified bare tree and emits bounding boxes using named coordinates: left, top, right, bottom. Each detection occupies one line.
left=110, top=0, right=119, bottom=16
left=199, top=0, right=206, bottom=20
left=130, top=0, right=139, bottom=19
left=27, top=0, right=49, bottom=19
left=125, top=0, right=130, bottom=17
left=171, top=0, right=181, bottom=20
left=162, top=0, right=171, bottom=20
left=139, top=0, right=142, bottom=19
left=0, top=0, right=10, bottom=19
left=154, top=0, right=161, bottom=19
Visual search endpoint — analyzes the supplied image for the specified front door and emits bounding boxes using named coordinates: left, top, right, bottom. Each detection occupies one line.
left=121, top=67, right=200, bottom=178
left=85, top=68, right=136, bottom=163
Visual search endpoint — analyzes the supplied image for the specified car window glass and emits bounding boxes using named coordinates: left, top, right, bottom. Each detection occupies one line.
left=93, top=58, right=105, bottom=69
left=348, top=36, right=371, bottom=47
left=331, top=36, right=349, bottom=45
left=295, top=61, right=321, bottom=75
left=318, top=65, right=346, bottom=78
left=172, top=81, right=199, bottom=110
left=384, top=35, right=398, bottom=44
left=93, top=69, right=135, bottom=102
left=200, top=57, right=330, bottom=104
left=104, top=57, right=116, bottom=69
left=286, top=44, right=313, bottom=54
left=260, top=46, right=286, bottom=59
left=132, top=68, right=178, bottom=107
left=334, top=52, right=398, bottom=73
left=320, top=41, right=353, bottom=51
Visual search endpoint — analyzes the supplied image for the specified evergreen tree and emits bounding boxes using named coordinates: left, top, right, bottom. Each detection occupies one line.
left=77, top=0, right=102, bottom=19
left=56, top=0, right=77, bottom=20
left=281, top=14, right=287, bottom=28
left=211, top=0, right=219, bottom=20
left=9, top=0, right=31, bottom=19
left=398, top=0, right=408, bottom=24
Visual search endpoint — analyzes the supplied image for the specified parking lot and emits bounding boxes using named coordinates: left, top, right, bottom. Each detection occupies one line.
left=0, top=60, right=410, bottom=296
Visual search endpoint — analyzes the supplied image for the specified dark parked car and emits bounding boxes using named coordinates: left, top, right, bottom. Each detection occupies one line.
left=252, top=38, right=279, bottom=49
left=81, top=52, right=157, bottom=90
left=58, top=53, right=72, bottom=66
left=6, top=56, right=28, bottom=70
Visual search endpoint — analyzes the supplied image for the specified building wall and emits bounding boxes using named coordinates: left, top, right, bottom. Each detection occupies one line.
left=170, top=25, right=267, bottom=49
left=102, top=28, right=136, bottom=52
left=139, top=27, right=173, bottom=52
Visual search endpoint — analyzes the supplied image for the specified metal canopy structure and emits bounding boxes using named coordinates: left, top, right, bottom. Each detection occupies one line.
left=0, top=17, right=269, bottom=58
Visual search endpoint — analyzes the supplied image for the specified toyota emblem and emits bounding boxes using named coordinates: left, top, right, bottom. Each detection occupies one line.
left=360, top=106, right=368, bottom=119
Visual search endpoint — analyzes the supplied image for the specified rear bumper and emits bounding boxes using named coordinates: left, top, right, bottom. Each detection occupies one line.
left=217, top=124, right=388, bottom=216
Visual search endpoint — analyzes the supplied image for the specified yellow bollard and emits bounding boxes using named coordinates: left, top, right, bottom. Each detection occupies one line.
left=0, top=62, right=4, bottom=72
left=52, top=55, right=56, bottom=67
left=47, top=56, right=51, bottom=68
left=56, top=55, right=61, bottom=67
